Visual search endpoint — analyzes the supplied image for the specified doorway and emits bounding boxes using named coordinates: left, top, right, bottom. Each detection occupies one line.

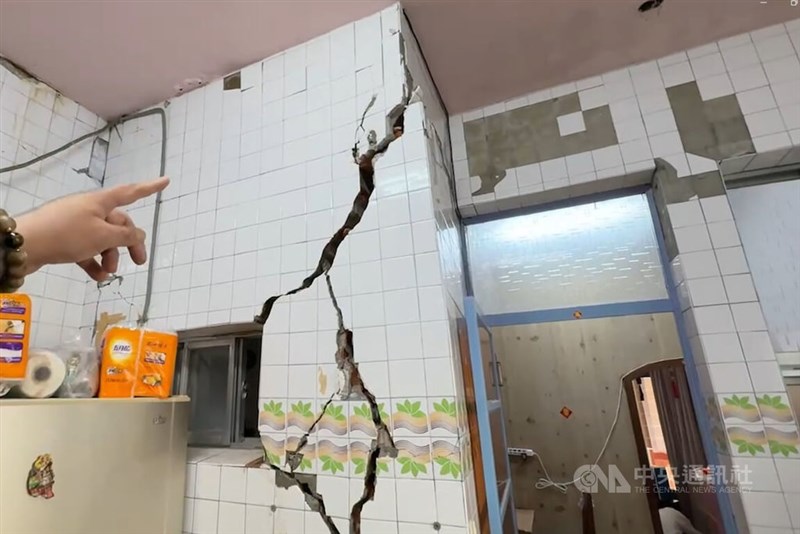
left=492, top=313, right=684, bottom=533
left=624, top=359, right=724, bottom=534
left=461, top=190, right=729, bottom=533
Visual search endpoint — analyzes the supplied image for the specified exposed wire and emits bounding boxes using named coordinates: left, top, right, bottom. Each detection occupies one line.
left=0, top=123, right=112, bottom=174
left=531, top=357, right=678, bottom=494
left=0, top=103, right=167, bottom=327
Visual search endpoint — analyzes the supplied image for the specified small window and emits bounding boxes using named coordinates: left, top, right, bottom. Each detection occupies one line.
left=173, top=332, right=262, bottom=448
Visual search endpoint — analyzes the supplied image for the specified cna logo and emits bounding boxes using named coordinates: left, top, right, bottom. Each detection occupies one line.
left=573, top=465, right=631, bottom=494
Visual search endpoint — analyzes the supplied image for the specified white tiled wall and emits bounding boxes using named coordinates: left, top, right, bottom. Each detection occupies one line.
left=728, top=180, right=800, bottom=354
left=96, top=4, right=470, bottom=533
left=669, top=193, right=800, bottom=534
left=0, top=63, right=104, bottom=346
left=451, top=18, right=800, bottom=216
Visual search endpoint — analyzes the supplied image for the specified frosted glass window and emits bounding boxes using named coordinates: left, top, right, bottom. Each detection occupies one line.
left=466, top=194, right=668, bottom=314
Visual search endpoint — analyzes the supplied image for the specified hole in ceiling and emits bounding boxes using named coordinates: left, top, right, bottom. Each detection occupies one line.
left=223, top=71, right=241, bottom=91
left=638, top=0, right=664, bottom=13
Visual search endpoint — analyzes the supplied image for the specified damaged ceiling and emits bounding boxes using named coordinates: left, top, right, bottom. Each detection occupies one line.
left=0, top=0, right=796, bottom=119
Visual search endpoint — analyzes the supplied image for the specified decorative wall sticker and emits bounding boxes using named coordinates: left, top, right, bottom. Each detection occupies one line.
left=259, top=400, right=286, bottom=431
left=26, top=454, right=54, bottom=499
left=720, top=394, right=761, bottom=423
left=572, top=310, right=583, bottom=319
left=560, top=406, right=573, bottom=419
left=757, top=394, right=795, bottom=424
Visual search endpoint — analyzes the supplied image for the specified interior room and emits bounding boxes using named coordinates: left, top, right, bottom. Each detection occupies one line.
left=0, top=2, right=798, bottom=533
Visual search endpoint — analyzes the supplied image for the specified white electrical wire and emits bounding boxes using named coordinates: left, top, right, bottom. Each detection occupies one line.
left=529, top=358, right=678, bottom=494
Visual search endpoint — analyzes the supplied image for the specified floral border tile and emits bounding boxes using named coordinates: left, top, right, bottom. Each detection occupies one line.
left=261, top=433, right=286, bottom=466
left=317, top=438, right=349, bottom=476
left=287, top=399, right=316, bottom=432
left=765, top=425, right=800, bottom=458
left=395, top=438, right=432, bottom=479
left=725, top=424, right=769, bottom=457
left=318, top=401, right=348, bottom=436
left=348, top=439, right=393, bottom=478
left=392, top=398, right=429, bottom=435
left=285, top=435, right=317, bottom=473
left=349, top=400, right=391, bottom=438
left=429, top=397, right=458, bottom=436
left=432, top=438, right=462, bottom=480
left=718, top=393, right=761, bottom=423
left=259, top=400, right=287, bottom=431
left=756, top=393, right=795, bottom=425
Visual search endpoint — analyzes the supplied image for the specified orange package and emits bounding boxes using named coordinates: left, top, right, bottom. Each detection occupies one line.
left=133, top=329, right=178, bottom=398
left=0, top=293, right=32, bottom=382
left=99, top=325, right=141, bottom=398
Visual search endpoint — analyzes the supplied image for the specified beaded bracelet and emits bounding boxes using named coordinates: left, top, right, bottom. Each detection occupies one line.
left=0, top=209, right=26, bottom=293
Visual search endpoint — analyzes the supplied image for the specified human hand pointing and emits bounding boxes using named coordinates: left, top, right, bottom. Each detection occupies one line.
left=15, top=176, right=169, bottom=282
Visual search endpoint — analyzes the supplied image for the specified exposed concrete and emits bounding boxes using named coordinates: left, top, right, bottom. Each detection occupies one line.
left=667, top=81, right=754, bottom=161
left=651, top=157, right=727, bottom=260
left=464, top=92, right=617, bottom=194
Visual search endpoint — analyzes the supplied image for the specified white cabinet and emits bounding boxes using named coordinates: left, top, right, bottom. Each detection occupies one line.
left=0, top=397, right=189, bottom=534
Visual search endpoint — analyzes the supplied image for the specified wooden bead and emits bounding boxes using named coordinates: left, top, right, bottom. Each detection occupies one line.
left=6, top=250, right=26, bottom=266
left=4, top=232, right=23, bottom=249
left=3, top=276, right=24, bottom=291
left=0, top=214, right=15, bottom=234
left=6, top=263, right=25, bottom=278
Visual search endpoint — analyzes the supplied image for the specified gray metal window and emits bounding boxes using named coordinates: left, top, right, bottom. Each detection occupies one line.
left=173, top=334, right=262, bottom=448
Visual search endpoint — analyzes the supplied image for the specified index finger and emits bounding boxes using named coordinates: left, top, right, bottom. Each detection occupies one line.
left=98, top=177, right=170, bottom=211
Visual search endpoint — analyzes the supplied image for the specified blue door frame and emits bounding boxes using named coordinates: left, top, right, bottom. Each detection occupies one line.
left=461, top=188, right=738, bottom=534
left=645, top=191, right=738, bottom=534
left=464, top=296, right=517, bottom=534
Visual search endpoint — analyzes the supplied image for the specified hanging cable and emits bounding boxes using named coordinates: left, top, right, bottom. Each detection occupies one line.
left=0, top=124, right=112, bottom=174
left=530, top=357, right=678, bottom=494
left=0, top=106, right=167, bottom=326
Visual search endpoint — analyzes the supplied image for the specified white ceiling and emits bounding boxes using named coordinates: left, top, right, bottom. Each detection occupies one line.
left=0, top=0, right=796, bottom=119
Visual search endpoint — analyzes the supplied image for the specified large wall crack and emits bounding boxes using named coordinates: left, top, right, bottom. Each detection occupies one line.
left=254, top=33, right=417, bottom=534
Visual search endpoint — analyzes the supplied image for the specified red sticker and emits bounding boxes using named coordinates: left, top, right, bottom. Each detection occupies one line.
left=560, top=406, right=573, bottom=419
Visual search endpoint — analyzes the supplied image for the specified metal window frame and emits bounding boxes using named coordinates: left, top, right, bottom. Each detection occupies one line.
left=175, top=334, right=262, bottom=449
left=178, top=338, right=237, bottom=447
left=465, top=296, right=517, bottom=534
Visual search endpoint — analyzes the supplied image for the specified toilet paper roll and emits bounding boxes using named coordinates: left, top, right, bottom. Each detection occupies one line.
left=19, top=350, right=66, bottom=399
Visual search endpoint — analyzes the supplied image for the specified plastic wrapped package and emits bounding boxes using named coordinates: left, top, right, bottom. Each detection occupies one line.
left=55, top=340, right=99, bottom=398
